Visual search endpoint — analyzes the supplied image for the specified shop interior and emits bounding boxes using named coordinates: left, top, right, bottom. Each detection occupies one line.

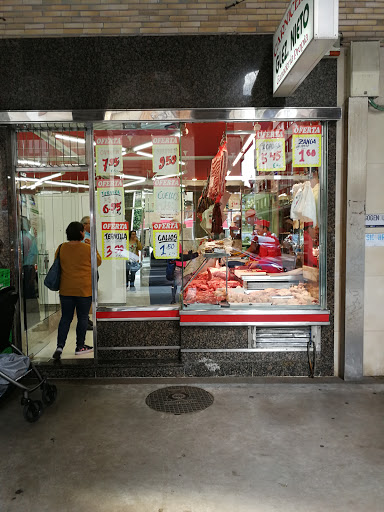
left=15, top=120, right=324, bottom=361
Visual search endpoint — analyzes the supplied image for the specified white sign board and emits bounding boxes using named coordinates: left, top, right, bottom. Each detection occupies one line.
left=255, top=130, right=286, bottom=172
left=152, top=221, right=180, bottom=259
left=273, top=0, right=338, bottom=97
left=97, top=178, right=125, bottom=218
left=292, top=125, right=322, bottom=167
left=153, top=177, right=181, bottom=216
left=152, top=136, right=179, bottom=176
left=95, top=136, right=123, bottom=175
left=366, top=233, right=384, bottom=247
left=366, top=214, right=384, bottom=228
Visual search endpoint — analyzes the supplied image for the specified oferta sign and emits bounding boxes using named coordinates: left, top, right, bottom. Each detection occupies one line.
left=273, top=0, right=338, bottom=97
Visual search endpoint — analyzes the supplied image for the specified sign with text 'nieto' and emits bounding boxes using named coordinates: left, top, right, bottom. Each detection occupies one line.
left=152, top=221, right=180, bottom=260
left=97, top=178, right=124, bottom=218
left=101, top=221, right=129, bottom=260
left=95, top=136, right=123, bottom=176
left=256, top=130, right=286, bottom=172
left=273, top=0, right=338, bottom=97
left=292, top=124, right=322, bottom=167
left=152, top=136, right=179, bottom=176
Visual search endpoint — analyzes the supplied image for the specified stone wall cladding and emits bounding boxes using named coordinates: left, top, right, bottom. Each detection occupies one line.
left=0, top=1, right=383, bottom=40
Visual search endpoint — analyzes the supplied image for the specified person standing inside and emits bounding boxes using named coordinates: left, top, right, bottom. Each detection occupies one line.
left=80, top=215, right=93, bottom=329
left=80, top=215, right=91, bottom=244
left=52, top=221, right=101, bottom=360
left=127, top=230, right=142, bottom=289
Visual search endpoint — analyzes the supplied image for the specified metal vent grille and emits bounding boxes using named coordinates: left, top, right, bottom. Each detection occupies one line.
left=16, top=124, right=87, bottom=168
left=250, top=327, right=312, bottom=350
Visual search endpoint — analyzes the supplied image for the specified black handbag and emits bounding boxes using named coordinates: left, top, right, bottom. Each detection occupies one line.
left=44, top=244, right=62, bottom=291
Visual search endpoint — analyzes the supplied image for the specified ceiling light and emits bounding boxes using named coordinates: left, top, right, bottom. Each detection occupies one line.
left=136, top=151, right=153, bottom=158
left=123, top=178, right=146, bottom=188
left=133, top=141, right=153, bottom=152
left=42, top=180, right=89, bottom=189
left=55, top=134, right=86, bottom=144
left=28, top=172, right=63, bottom=189
left=232, top=134, right=255, bottom=167
left=17, top=159, right=41, bottom=166
left=15, top=177, right=40, bottom=182
left=192, top=178, right=197, bottom=181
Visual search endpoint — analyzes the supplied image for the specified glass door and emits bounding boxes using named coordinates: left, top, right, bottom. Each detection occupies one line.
left=16, top=126, right=91, bottom=360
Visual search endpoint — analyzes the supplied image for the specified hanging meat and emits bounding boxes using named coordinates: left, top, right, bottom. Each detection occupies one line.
left=211, top=202, right=223, bottom=235
left=208, top=140, right=228, bottom=202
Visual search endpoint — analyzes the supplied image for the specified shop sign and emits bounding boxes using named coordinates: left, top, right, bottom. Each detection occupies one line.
left=152, top=136, right=179, bottom=176
left=95, top=136, right=123, bottom=176
left=154, top=177, right=181, bottom=216
left=273, top=0, right=339, bottom=97
left=292, top=125, right=322, bottom=167
left=101, top=221, right=129, bottom=260
left=255, top=130, right=286, bottom=172
left=365, top=233, right=384, bottom=247
left=366, top=213, right=384, bottom=228
left=97, top=178, right=124, bottom=218
left=152, top=221, right=180, bottom=259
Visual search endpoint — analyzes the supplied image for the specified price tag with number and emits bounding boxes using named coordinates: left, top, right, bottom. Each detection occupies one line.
left=256, top=130, right=286, bottom=172
left=152, top=221, right=180, bottom=259
left=97, top=179, right=124, bottom=218
left=95, top=136, right=123, bottom=175
left=292, top=125, right=322, bottom=167
left=152, top=136, right=179, bottom=176
left=101, top=222, right=129, bottom=260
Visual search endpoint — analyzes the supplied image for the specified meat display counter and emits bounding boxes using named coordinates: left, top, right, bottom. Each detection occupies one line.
left=181, top=240, right=318, bottom=309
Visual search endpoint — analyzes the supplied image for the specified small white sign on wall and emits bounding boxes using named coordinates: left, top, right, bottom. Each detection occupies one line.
left=366, top=214, right=384, bottom=228
left=365, top=233, right=384, bottom=247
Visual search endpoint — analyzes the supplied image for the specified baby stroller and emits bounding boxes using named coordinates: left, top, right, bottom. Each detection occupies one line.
left=0, top=286, right=57, bottom=422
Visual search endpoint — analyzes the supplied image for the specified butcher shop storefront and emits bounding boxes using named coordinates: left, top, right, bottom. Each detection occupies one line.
left=5, top=106, right=340, bottom=378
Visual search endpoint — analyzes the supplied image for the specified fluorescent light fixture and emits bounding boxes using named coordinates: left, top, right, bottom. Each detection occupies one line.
left=192, top=178, right=197, bottom=181
left=28, top=172, right=63, bottom=189
left=18, top=159, right=41, bottom=166
left=55, top=134, right=86, bottom=144
left=274, top=175, right=282, bottom=181
left=225, top=175, right=247, bottom=181
left=15, top=177, right=39, bottom=182
left=42, top=180, right=89, bottom=189
left=123, top=178, right=146, bottom=188
left=118, top=174, right=146, bottom=181
left=232, top=134, right=255, bottom=167
left=153, top=172, right=184, bottom=180
left=133, top=141, right=153, bottom=152
left=136, top=151, right=153, bottom=158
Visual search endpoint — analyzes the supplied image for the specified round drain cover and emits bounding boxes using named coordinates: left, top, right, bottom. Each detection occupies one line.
left=145, top=386, right=214, bottom=415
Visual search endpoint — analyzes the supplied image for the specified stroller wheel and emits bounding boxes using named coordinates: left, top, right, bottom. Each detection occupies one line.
left=42, top=383, right=57, bottom=406
left=23, top=400, right=43, bottom=423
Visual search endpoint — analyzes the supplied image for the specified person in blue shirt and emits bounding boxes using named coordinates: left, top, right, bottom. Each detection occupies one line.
left=80, top=216, right=91, bottom=244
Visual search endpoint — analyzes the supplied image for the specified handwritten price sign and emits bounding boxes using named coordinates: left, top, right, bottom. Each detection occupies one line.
left=154, top=177, right=180, bottom=216
left=152, top=221, right=180, bottom=259
left=292, top=126, right=322, bottom=167
left=152, top=136, right=179, bottom=176
left=95, top=136, right=123, bottom=176
left=101, top=221, right=128, bottom=260
left=97, top=179, right=124, bottom=218
left=256, top=130, right=286, bottom=172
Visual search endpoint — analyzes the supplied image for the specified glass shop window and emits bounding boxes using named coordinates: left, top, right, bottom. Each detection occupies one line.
left=180, top=121, right=324, bottom=309
left=94, top=125, right=183, bottom=308
left=94, top=121, right=325, bottom=310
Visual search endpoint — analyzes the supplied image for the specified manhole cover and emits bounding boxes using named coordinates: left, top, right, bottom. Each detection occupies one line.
left=145, top=386, right=214, bottom=415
